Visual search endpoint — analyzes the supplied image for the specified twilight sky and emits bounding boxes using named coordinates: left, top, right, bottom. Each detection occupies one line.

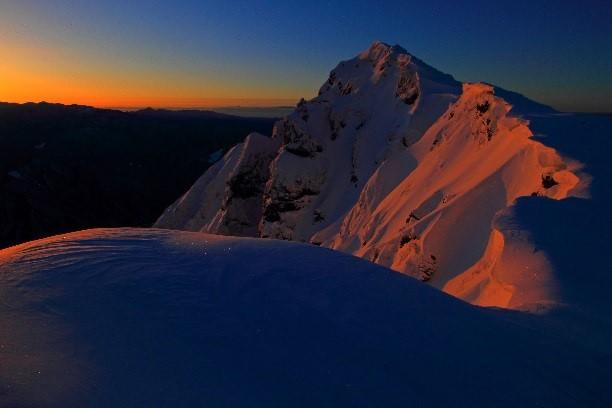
left=1, top=0, right=610, bottom=111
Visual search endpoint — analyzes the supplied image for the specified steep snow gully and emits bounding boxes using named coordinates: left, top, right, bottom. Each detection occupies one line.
left=156, top=42, right=590, bottom=312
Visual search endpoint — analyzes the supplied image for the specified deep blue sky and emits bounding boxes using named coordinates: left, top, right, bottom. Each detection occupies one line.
left=1, top=0, right=611, bottom=111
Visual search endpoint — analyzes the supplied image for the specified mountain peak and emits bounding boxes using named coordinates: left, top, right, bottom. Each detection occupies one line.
left=352, top=41, right=458, bottom=90
left=361, top=41, right=409, bottom=60
left=156, top=43, right=582, bottom=311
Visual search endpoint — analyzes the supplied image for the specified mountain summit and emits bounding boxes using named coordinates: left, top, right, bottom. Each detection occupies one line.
left=156, top=42, right=585, bottom=311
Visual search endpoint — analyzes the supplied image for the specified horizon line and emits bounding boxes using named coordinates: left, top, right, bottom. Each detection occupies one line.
left=3, top=100, right=611, bottom=116
left=0, top=100, right=299, bottom=110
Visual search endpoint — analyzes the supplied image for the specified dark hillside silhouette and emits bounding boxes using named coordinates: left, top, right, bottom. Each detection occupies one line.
left=0, top=102, right=276, bottom=248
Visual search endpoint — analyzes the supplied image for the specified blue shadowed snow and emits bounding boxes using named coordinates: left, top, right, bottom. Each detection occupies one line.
left=1, top=228, right=611, bottom=407
left=499, top=113, right=612, bottom=350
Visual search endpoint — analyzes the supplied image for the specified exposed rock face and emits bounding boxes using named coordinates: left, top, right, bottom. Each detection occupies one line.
left=155, top=42, right=585, bottom=311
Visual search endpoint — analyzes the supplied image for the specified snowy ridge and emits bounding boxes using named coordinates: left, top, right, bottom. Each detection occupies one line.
left=155, top=42, right=584, bottom=311
left=1, top=228, right=610, bottom=406
left=324, top=82, right=582, bottom=310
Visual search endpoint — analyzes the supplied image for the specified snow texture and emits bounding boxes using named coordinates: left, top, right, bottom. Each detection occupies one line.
left=1, top=228, right=611, bottom=407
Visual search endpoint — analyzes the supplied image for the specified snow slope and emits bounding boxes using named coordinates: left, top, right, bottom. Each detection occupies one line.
left=155, top=42, right=596, bottom=312
left=1, top=228, right=611, bottom=407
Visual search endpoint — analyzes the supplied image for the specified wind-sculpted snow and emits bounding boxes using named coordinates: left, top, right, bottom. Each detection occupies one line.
left=1, top=228, right=611, bottom=407
left=324, top=83, right=583, bottom=310
left=155, top=42, right=596, bottom=312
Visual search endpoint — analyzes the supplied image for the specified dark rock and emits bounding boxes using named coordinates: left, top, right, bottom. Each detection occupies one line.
left=476, top=101, right=490, bottom=114
left=542, top=174, right=559, bottom=189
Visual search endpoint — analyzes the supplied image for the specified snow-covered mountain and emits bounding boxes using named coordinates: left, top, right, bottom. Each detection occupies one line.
left=155, top=42, right=587, bottom=311
left=1, top=228, right=610, bottom=407
left=156, top=42, right=461, bottom=240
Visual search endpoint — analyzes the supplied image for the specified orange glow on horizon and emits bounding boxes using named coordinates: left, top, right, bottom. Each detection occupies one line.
left=0, top=40, right=301, bottom=109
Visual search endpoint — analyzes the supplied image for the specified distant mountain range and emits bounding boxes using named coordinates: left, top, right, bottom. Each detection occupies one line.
left=0, top=102, right=276, bottom=248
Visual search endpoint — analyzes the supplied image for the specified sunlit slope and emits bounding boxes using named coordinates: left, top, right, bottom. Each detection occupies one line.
left=326, top=83, right=582, bottom=310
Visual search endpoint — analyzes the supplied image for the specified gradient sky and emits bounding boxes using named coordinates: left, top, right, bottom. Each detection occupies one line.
left=1, top=0, right=610, bottom=111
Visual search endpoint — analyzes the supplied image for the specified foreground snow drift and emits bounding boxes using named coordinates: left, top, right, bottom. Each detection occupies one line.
left=1, top=228, right=611, bottom=407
